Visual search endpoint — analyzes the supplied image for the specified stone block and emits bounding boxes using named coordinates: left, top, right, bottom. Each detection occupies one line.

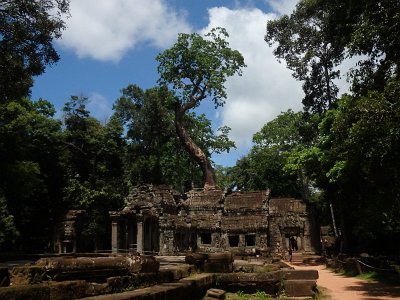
left=0, top=284, right=50, bottom=300
left=185, top=252, right=207, bottom=265
left=233, top=262, right=279, bottom=273
left=216, top=272, right=280, bottom=294
left=180, top=273, right=215, bottom=290
left=134, top=256, right=159, bottom=273
left=48, top=280, right=87, bottom=300
left=204, top=262, right=233, bottom=273
left=280, top=269, right=319, bottom=280
left=167, top=265, right=192, bottom=280
left=33, top=255, right=159, bottom=282
left=207, top=252, right=234, bottom=263
left=11, top=265, right=47, bottom=285
left=205, top=288, right=226, bottom=299
left=283, top=279, right=317, bottom=297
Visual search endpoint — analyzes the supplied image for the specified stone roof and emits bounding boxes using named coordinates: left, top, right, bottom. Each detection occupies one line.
left=122, top=184, right=178, bottom=214
left=224, top=191, right=268, bottom=212
left=269, top=198, right=307, bottom=215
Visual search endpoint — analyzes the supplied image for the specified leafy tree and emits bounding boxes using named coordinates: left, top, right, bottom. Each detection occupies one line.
left=0, top=191, right=19, bottom=250
left=229, top=157, right=252, bottom=191
left=114, top=84, right=236, bottom=191
left=114, top=85, right=175, bottom=185
left=0, top=0, right=69, bottom=101
left=265, top=1, right=343, bottom=114
left=319, top=81, right=400, bottom=253
left=62, top=95, right=125, bottom=251
left=156, top=27, right=245, bottom=189
left=265, top=0, right=400, bottom=254
left=310, top=0, right=400, bottom=94
left=0, top=97, right=66, bottom=251
left=230, top=110, right=303, bottom=196
left=266, top=0, right=400, bottom=108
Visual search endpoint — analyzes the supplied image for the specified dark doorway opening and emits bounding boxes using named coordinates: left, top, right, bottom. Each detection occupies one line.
left=245, top=234, right=256, bottom=246
left=201, top=232, right=212, bottom=245
left=229, top=235, right=239, bottom=247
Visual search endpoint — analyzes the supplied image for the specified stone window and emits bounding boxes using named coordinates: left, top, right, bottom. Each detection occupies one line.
left=245, top=234, right=256, bottom=246
left=201, top=232, right=212, bottom=245
left=228, top=235, right=239, bottom=247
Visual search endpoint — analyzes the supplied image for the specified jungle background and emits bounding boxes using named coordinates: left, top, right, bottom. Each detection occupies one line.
left=0, top=0, right=399, bottom=256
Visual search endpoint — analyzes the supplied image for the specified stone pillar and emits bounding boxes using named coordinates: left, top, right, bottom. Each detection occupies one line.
left=111, top=220, right=118, bottom=253
left=136, top=218, right=144, bottom=254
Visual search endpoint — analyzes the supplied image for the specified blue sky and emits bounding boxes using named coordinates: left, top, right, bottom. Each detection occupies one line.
left=31, top=0, right=305, bottom=167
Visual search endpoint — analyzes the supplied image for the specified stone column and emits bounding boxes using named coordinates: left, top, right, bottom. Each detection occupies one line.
left=136, top=217, right=144, bottom=254
left=109, top=211, right=119, bottom=253
left=111, top=219, right=119, bottom=253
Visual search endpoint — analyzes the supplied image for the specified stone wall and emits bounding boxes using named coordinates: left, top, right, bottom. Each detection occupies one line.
left=109, top=185, right=317, bottom=256
left=268, top=198, right=317, bottom=254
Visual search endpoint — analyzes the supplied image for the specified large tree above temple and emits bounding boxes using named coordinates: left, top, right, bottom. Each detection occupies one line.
left=156, top=27, right=245, bottom=189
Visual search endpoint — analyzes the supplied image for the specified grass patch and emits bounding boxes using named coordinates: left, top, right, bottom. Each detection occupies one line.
left=224, top=289, right=318, bottom=300
left=313, top=286, right=331, bottom=300
left=224, top=290, right=276, bottom=299
left=356, top=271, right=400, bottom=285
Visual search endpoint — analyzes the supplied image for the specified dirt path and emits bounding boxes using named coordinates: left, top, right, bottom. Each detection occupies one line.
left=288, top=255, right=400, bottom=300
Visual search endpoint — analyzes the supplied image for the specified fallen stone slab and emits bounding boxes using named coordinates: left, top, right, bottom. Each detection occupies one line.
left=205, top=288, right=226, bottom=299
left=281, top=269, right=319, bottom=280
left=185, top=253, right=207, bottom=265
left=233, top=261, right=279, bottom=273
left=0, top=280, right=87, bottom=300
left=80, top=273, right=215, bottom=300
left=207, top=252, right=234, bottom=263
left=204, top=261, right=233, bottom=273
left=284, top=279, right=317, bottom=297
left=216, top=272, right=280, bottom=294
left=35, top=255, right=159, bottom=282
left=11, top=265, right=47, bottom=285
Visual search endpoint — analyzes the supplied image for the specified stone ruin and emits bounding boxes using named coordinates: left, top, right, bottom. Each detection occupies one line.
left=109, top=184, right=319, bottom=257
left=53, top=210, right=86, bottom=254
left=0, top=185, right=321, bottom=299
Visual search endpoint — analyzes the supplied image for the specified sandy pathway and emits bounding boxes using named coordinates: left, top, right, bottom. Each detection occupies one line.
left=289, top=256, right=400, bottom=300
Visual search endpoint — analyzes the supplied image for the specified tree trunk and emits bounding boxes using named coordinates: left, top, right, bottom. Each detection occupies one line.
left=175, top=107, right=216, bottom=189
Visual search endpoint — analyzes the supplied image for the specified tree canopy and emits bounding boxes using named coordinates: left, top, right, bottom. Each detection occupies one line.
left=0, top=0, right=69, bottom=101
left=157, top=27, right=245, bottom=188
left=263, top=0, right=400, bottom=254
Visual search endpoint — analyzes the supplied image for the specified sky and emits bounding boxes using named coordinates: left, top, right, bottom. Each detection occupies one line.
left=31, top=0, right=306, bottom=167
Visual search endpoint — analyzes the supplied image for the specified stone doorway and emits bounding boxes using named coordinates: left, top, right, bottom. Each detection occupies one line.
left=174, top=228, right=197, bottom=252
left=283, top=227, right=301, bottom=251
left=143, top=217, right=159, bottom=254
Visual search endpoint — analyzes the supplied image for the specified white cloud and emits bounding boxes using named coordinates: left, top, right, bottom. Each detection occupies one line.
left=266, top=0, right=298, bottom=15
left=87, top=92, right=113, bottom=123
left=201, top=7, right=303, bottom=150
left=58, top=0, right=191, bottom=62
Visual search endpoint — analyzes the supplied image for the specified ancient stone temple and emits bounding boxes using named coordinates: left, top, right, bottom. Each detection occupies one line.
left=109, top=184, right=318, bottom=255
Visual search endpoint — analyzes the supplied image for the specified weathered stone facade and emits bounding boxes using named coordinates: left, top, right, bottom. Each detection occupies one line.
left=109, top=185, right=318, bottom=255
left=53, top=210, right=86, bottom=254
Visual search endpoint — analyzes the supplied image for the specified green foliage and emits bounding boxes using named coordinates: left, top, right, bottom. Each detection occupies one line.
left=265, top=0, right=400, bottom=254
left=0, top=97, right=66, bottom=251
left=0, top=0, right=70, bottom=101
left=157, top=27, right=246, bottom=109
left=114, top=84, right=236, bottom=191
left=157, top=27, right=244, bottom=187
left=265, top=1, right=342, bottom=114
left=0, top=192, right=19, bottom=249
left=230, top=110, right=303, bottom=197
left=61, top=95, right=125, bottom=250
